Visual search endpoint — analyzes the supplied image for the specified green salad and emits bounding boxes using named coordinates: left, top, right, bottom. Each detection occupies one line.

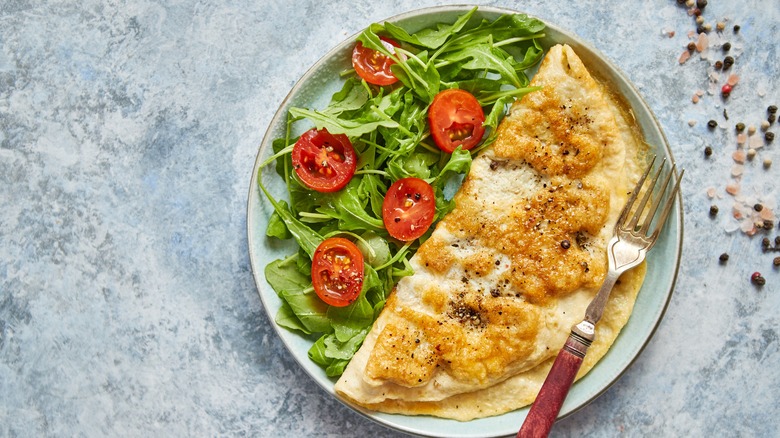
left=258, top=7, right=546, bottom=377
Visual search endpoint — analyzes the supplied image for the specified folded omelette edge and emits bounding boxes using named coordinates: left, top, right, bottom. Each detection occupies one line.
left=334, top=44, right=648, bottom=421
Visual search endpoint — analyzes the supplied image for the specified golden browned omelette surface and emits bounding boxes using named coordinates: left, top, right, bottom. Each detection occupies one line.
left=334, top=44, right=647, bottom=420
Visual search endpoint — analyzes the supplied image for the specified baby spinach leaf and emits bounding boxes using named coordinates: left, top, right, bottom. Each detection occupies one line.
left=265, top=256, right=310, bottom=296
left=281, top=289, right=332, bottom=334
left=323, top=328, right=369, bottom=360
left=329, top=294, right=374, bottom=342
left=275, top=302, right=310, bottom=334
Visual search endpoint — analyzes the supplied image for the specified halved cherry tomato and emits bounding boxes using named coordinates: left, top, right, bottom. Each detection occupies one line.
left=352, top=37, right=400, bottom=86
left=382, top=177, right=436, bottom=242
left=428, top=88, right=486, bottom=153
left=311, top=237, right=365, bottom=307
left=291, top=128, right=357, bottom=193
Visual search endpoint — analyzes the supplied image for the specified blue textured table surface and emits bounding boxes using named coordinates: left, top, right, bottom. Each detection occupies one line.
left=1, top=1, right=779, bottom=436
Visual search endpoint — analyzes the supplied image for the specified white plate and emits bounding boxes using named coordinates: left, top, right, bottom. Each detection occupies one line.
left=247, top=6, right=683, bottom=437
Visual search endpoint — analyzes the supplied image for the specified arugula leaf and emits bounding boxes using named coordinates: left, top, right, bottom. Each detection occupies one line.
left=391, top=50, right=440, bottom=103
left=288, top=107, right=399, bottom=138
left=266, top=209, right=292, bottom=240
left=441, top=44, right=522, bottom=88
left=434, top=147, right=472, bottom=189
left=326, top=78, right=370, bottom=114
left=316, top=179, right=384, bottom=231
left=381, top=6, right=477, bottom=49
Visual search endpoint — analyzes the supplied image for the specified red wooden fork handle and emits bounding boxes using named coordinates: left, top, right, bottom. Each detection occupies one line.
left=517, top=331, right=592, bottom=438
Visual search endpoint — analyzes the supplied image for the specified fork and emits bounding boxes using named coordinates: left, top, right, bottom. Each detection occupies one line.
left=517, top=156, right=683, bottom=438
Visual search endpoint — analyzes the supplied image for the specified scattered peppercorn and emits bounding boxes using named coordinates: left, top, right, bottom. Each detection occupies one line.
left=697, top=25, right=706, bottom=34
left=765, top=220, right=775, bottom=230
left=754, top=204, right=764, bottom=212
left=775, top=236, right=780, bottom=246
left=722, top=42, right=731, bottom=51
left=751, top=272, right=766, bottom=286
left=704, top=146, right=713, bottom=157
left=707, top=119, right=718, bottom=129
left=697, top=0, right=707, bottom=8
left=719, top=253, right=730, bottom=263
left=709, top=205, right=719, bottom=216
left=561, top=240, right=571, bottom=249
left=764, top=158, right=773, bottom=169
left=736, top=122, right=746, bottom=132
left=723, top=56, right=734, bottom=69
left=766, top=132, right=775, bottom=142
left=769, top=105, right=778, bottom=114
left=714, top=60, right=723, bottom=70
left=734, top=25, right=741, bottom=33
left=722, top=84, right=732, bottom=97
left=763, top=237, right=771, bottom=249
left=774, top=257, right=780, bottom=267
left=769, top=114, right=777, bottom=124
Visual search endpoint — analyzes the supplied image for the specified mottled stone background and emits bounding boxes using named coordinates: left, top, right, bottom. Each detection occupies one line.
left=1, top=0, right=778, bottom=436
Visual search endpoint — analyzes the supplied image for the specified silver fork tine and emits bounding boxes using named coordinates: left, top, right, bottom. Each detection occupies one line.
left=616, top=155, right=656, bottom=229
left=627, top=157, right=666, bottom=232
left=639, top=162, right=675, bottom=235
left=648, top=167, right=684, bottom=248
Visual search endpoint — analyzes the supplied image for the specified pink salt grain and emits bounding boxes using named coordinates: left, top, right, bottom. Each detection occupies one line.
left=692, top=94, right=700, bottom=103
left=696, top=33, right=709, bottom=52
left=726, top=184, right=740, bottom=195
left=707, top=187, right=717, bottom=198
left=731, top=164, right=744, bottom=176
left=737, top=133, right=747, bottom=144
left=727, top=74, right=740, bottom=86
left=733, top=150, right=746, bottom=163
left=679, top=50, right=691, bottom=64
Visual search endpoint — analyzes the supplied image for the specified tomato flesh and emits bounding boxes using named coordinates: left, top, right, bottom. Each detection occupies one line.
left=352, top=37, right=400, bottom=86
left=311, top=237, right=364, bottom=307
left=428, top=88, right=486, bottom=153
left=382, top=177, right=436, bottom=242
left=291, top=128, right=357, bottom=193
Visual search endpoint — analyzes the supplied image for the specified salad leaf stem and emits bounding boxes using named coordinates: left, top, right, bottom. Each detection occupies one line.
left=373, top=241, right=413, bottom=271
left=493, top=33, right=545, bottom=48
left=355, top=169, right=392, bottom=178
left=370, top=105, right=413, bottom=136
left=260, top=144, right=294, bottom=169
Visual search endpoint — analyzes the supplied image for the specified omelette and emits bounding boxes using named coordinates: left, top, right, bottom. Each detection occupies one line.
left=334, top=44, right=647, bottom=420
